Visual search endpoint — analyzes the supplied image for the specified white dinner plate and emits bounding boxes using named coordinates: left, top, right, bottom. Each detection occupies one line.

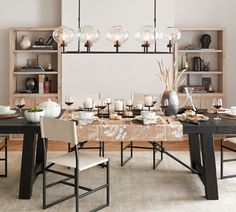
left=223, top=111, right=236, bottom=117
left=0, top=109, right=16, bottom=115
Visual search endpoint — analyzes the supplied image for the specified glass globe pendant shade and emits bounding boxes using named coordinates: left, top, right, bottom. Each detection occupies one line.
left=52, top=26, right=75, bottom=51
left=79, top=25, right=100, bottom=52
left=162, top=26, right=181, bottom=52
left=106, top=26, right=129, bottom=52
left=135, top=26, right=160, bottom=52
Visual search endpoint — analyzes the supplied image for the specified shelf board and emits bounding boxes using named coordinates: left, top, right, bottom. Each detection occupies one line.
left=183, top=71, right=223, bottom=75
left=12, top=93, right=58, bottom=98
left=178, top=49, right=223, bottom=53
left=13, top=71, right=58, bottom=75
left=178, top=93, right=223, bottom=97
left=13, top=50, right=57, bottom=53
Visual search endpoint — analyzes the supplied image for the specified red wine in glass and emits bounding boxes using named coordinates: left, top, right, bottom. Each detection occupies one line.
left=213, top=105, right=221, bottom=109
left=16, top=104, right=25, bottom=109
left=212, top=98, right=222, bottom=120
left=65, top=102, right=74, bottom=106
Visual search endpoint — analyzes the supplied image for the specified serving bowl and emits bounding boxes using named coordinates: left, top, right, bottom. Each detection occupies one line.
left=77, top=111, right=94, bottom=120
left=24, top=109, right=44, bottom=123
left=141, top=111, right=156, bottom=120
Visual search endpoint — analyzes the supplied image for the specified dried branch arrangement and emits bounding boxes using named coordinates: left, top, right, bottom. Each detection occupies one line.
left=157, top=60, right=186, bottom=91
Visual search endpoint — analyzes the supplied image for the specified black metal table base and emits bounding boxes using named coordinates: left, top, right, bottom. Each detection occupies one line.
left=0, top=137, right=7, bottom=177
left=120, top=141, right=164, bottom=169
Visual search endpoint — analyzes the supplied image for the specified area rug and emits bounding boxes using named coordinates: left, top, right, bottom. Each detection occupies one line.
left=0, top=151, right=236, bottom=212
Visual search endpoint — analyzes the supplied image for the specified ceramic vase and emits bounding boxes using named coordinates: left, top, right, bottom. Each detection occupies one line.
left=19, top=35, right=31, bottom=50
left=161, top=90, right=179, bottom=116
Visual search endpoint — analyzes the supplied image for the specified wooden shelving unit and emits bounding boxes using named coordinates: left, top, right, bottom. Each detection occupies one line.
left=176, top=27, right=226, bottom=109
left=9, top=27, right=62, bottom=109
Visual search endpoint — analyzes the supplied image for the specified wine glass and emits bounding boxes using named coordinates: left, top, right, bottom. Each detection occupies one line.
left=95, top=99, right=107, bottom=119
left=16, top=98, right=25, bottom=119
left=65, top=95, right=74, bottom=113
left=152, top=96, right=157, bottom=105
left=160, top=98, right=169, bottom=116
left=212, top=98, right=222, bottom=120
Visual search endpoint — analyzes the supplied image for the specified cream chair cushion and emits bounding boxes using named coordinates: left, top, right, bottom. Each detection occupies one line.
left=224, top=137, right=236, bottom=144
left=48, top=151, right=108, bottom=171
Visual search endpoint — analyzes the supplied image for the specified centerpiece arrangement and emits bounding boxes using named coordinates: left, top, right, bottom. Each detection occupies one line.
left=158, top=60, right=186, bottom=116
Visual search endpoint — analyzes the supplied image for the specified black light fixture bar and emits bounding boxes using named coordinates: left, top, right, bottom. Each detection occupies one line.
left=63, top=51, right=172, bottom=54
left=61, top=0, right=172, bottom=55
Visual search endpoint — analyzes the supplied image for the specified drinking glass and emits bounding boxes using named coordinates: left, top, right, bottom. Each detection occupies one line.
left=16, top=98, right=25, bottom=119
left=65, top=95, right=74, bottom=112
left=212, top=98, right=222, bottom=120
left=160, top=98, right=169, bottom=115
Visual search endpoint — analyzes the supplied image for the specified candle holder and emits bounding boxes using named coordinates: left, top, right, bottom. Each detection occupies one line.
left=126, top=104, right=133, bottom=111
left=144, top=104, right=154, bottom=111
left=84, top=107, right=93, bottom=111
left=107, top=102, right=111, bottom=115
left=114, top=109, right=124, bottom=115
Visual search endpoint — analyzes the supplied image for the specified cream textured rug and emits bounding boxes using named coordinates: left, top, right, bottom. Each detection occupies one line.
left=0, top=151, right=236, bottom=212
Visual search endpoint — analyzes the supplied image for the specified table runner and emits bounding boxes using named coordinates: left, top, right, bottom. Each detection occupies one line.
left=60, top=111, right=183, bottom=142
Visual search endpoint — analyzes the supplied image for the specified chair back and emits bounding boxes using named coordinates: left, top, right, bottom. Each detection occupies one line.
left=40, top=117, right=78, bottom=145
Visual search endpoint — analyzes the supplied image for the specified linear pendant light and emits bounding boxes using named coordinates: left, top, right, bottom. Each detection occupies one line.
left=53, top=0, right=181, bottom=54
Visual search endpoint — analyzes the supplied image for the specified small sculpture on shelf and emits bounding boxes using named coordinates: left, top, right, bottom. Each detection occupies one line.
left=19, top=35, right=31, bottom=50
left=200, top=34, right=211, bottom=49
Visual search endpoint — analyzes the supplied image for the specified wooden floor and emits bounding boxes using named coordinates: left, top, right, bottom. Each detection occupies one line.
left=7, top=139, right=233, bottom=151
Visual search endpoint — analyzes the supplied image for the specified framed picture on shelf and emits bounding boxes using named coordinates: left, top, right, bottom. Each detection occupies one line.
left=202, top=77, right=211, bottom=92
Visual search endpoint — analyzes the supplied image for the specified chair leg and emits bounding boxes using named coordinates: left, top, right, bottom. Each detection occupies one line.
left=75, top=167, right=79, bottom=212
left=0, top=137, right=7, bottom=177
left=5, top=138, right=7, bottom=177
left=220, top=139, right=224, bottom=179
left=106, top=161, right=110, bottom=206
left=43, top=166, right=46, bottom=209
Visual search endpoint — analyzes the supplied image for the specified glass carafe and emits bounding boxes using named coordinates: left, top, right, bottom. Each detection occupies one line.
left=182, top=87, right=197, bottom=112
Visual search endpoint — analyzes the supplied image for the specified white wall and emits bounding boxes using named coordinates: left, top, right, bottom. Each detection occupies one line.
left=0, top=0, right=235, bottom=106
left=0, top=0, right=61, bottom=104
left=61, top=0, right=175, bottom=103
left=174, top=0, right=236, bottom=106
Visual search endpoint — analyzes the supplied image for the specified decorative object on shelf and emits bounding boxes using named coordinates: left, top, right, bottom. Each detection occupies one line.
left=202, top=77, right=212, bottom=92
left=52, top=26, right=75, bottom=52
left=19, top=35, right=31, bottom=50
left=25, top=77, right=38, bottom=92
left=158, top=60, right=186, bottom=116
left=183, top=44, right=201, bottom=50
left=181, top=87, right=197, bottom=112
left=135, top=26, right=160, bottom=52
left=200, top=34, right=211, bottom=49
left=203, top=61, right=210, bottom=71
left=37, top=99, right=61, bottom=118
left=182, top=54, right=189, bottom=70
left=106, top=26, right=129, bottom=52
left=208, top=84, right=214, bottom=93
left=161, top=26, right=181, bottom=52
left=52, top=0, right=180, bottom=54
left=38, top=75, right=45, bottom=94
left=78, top=25, right=100, bottom=52
left=38, top=54, right=51, bottom=70
left=32, top=35, right=54, bottom=50
left=24, top=109, right=44, bottom=123
left=44, top=77, right=50, bottom=93
left=193, top=57, right=202, bottom=71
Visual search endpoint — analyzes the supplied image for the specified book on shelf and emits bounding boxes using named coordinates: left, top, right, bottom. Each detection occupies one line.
left=31, top=45, right=54, bottom=50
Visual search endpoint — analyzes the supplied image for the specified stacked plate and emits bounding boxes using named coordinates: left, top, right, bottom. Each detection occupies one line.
left=0, top=105, right=16, bottom=116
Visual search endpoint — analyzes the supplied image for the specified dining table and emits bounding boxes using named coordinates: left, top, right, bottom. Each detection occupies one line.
left=0, top=110, right=235, bottom=200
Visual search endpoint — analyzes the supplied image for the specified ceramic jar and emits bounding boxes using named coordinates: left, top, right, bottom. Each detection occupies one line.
left=37, top=99, right=61, bottom=118
left=19, top=35, right=31, bottom=50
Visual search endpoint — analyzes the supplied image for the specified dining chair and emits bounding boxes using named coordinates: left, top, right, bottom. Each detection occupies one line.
left=220, top=137, right=236, bottom=179
left=121, top=92, right=163, bottom=169
left=64, top=93, right=105, bottom=158
left=0, top=136, right=8, bottom=177
left=40, top=117, right=110, bottom=211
